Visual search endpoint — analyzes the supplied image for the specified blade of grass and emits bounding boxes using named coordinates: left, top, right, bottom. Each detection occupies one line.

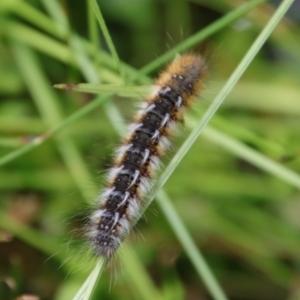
left=1, top=21, right=76, bottom=64
left=69, top=35, right=101, bottom=84
left=40, top=0, right=69, bottom=34
left=54, top=83, right=150, bottom=98
left=119, top=247, right=163, bottom=300
left=0, top=21, right=124, bottom=84
left=0, top=137, right=27, bottom=148
left=156, top=190, right=228, bottom=300
left=0, top=139, right=45, bottom=165
left=200, top=125, right=300, bottom=189
left=2, top=0, right=64, bottom=37
left=224, top=81, right=300, bottom=115
left=0, top=93, right=110, bottom=166
left=72, top=260, right=105, bottom=300
left=0, top=18, right=147, bottom=83
left=89, top=0, right=125, bottom=82
left=87, top=0, right=100, bottom=66
left=194, top=107, right=285, bottom=157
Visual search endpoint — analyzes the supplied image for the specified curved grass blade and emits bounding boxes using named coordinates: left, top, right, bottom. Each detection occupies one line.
left=201, top=125, right=300, bottom=189
left=72, top=260, right=105, bottom=300
left=156, top=190, right=228, bottom=300
left=89, top=0, right=125, bottom=82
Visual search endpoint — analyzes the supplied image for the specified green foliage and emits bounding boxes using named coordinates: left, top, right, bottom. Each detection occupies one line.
left=0, top=0, right=299, bottom=300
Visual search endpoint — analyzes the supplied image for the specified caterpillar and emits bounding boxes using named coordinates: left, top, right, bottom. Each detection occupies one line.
left=88, top=54, right=207, bottom=259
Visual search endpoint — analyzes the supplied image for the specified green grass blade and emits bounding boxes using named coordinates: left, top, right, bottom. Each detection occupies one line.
left=119, top=248, right=164, bottom=300
left=201, top=126, right=300, bottom=189
left=0, top=139, right=44, bottom=166
left=40, top=0, right=69, bottom=34
left=2, top=21, right=76, bottom=64
left=7, top=0, right=64, bottom=37
left=156, top=190, right=228, bottom=300
left=0, top=94, right=111, bottom=167
left=54, top=83, right=151, bottom=98
left=87, top=0, right=100, bottom=66
left=90, top=0, right=125, bottom=82
left=69, top=34, right=101, bottom=84
left=72, top=260, right=105, bottom=300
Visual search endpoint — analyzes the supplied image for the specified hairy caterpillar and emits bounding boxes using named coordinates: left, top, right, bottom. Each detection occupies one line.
left=88, top=54, right=207, bottom=258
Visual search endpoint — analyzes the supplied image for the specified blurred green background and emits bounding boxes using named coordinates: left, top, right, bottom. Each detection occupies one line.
left=0, top=0, right=300, bottom=299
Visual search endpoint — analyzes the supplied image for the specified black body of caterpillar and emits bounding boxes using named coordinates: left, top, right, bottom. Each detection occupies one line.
left=88, top=54, right=207, bottom=258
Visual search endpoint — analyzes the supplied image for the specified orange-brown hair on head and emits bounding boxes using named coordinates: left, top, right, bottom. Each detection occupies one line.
left=157, top=54, right=207, bottom=107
